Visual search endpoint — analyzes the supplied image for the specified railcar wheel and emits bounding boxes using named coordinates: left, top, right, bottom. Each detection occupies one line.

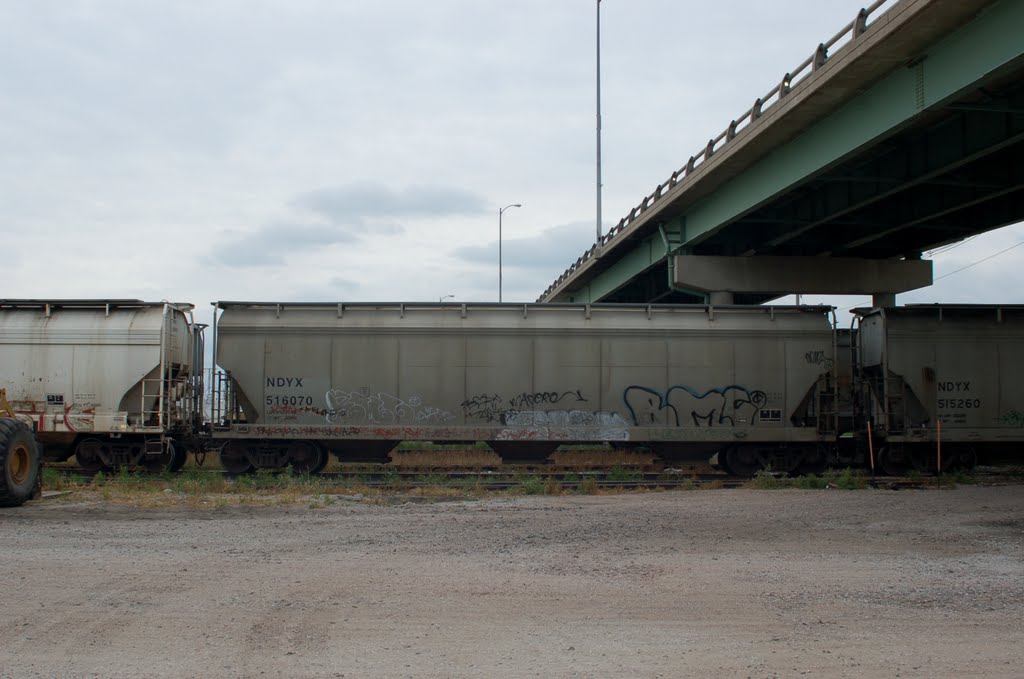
left=796, top=446, right=829, bottom=476
left=715, top=447, right=735, bottom=475
left=909, top=446, right=953, bottom=475
left=722, top=446, right=762, bottom=477
left=288, top=441, right=328, bottom=475
left=875, top=446, right=907, bottom=476
left=219, top=443, right=255, bottom=475
left=950, top=445, right=977, bottom=471
left=140, top=439, right=188, bottom=473
left=0, top=418, right=41, bottom=507
left=167, top=442, right=189, bottom=472
left=74, top=438, right=110, bottom=473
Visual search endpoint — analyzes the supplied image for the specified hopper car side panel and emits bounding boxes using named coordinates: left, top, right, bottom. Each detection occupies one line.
left=859, top=306, right=1024, bottom=443
left=854, top=305, right=1024, bottom=471
left=212, top=303, right=837, bottom=464
left=0, top=300, right=203, bottom=467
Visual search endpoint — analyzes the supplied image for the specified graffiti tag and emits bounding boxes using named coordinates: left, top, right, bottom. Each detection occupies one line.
left=462, top=389, right=589, bottom=423
left=622, top=384, right=768, bottom=427
left=999, top=410, right=1024, bottom=427
left=325, top=390, right=454, bottom=425
left=804, top=350, right=834, bottom=370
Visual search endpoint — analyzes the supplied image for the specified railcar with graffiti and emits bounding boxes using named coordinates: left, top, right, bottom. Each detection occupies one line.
left=2, top=299, right=1022, bottom=476
left=210, top=301, right=839, bottom=475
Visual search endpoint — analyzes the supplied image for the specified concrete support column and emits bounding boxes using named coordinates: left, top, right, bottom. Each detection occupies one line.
left=872, top=292, right=896, bottom=308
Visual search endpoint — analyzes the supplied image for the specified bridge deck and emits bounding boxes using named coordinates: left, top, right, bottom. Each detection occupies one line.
left=540, top=0, right=1024, bottom=304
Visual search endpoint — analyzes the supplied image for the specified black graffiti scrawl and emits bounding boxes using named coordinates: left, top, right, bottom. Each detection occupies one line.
left=623, top=384, right=768, bottom=427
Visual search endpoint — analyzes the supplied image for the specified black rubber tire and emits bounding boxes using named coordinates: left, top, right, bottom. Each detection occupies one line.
left=0, top=418, right=41, bottom=508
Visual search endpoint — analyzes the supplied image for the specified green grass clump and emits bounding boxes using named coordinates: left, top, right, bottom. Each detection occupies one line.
left=543, top=479, right=563, bottom=495
left=823, top=467, right=868, bottom=490
left=607, top=465, right=641, bottom=483
left=745, top=470, right=789, bottom=490
left=791, top=474, right=829, bottom=489
left=517, top=475, right=545, bottom=495
left=415, top=473, right=450, bottom=487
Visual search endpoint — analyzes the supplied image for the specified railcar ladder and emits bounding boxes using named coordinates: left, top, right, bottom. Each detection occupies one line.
left=884, top=375, right=907, bottom=434
left=816, top=375, right=838, bottom=435
left=210, top=370, right=242, bottom=429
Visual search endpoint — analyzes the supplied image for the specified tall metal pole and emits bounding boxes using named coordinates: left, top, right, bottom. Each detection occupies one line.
left=596, top=0, right=603, bottom=246
left=499, top=203, right=521, bottom=303
left=499, top=208, right=503, bottom=302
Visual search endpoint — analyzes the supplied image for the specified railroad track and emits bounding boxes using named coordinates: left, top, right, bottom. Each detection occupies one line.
left=46, top=465, right=1023, bottom=491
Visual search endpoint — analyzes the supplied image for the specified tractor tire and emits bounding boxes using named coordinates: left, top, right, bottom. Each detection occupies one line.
left=0, top=418, right=41, bottom=507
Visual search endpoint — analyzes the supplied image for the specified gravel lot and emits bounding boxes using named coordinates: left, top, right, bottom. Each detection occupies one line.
left=2, top=485, right=1023, bottom=678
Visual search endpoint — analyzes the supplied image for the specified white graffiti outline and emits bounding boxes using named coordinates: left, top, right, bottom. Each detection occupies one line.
left=325, top=390, right=454, bottom=425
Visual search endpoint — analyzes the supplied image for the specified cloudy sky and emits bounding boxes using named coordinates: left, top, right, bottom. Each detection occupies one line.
left=2, top=0, right=1021, bottom=324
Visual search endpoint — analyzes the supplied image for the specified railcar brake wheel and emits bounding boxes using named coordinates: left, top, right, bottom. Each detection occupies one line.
left=0, top=418, right=41, bottom=508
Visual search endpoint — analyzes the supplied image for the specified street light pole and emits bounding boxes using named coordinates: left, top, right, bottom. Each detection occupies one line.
left=499, top=203, right=521, bottom=303
left=596, top=0, right=603, bottom=246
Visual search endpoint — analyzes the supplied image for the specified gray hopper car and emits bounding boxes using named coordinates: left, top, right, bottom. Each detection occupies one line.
left=4, top=299, right=1021, bottom=478
left=853, top=305, right=1024, bottom=473
left=0, top=300, right=205, bottom=471
left=211, top=301, right=840, bottom=473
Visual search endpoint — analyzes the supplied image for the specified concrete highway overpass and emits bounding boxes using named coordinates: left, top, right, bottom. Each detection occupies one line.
left=538, top=0, right=1024, bottom=306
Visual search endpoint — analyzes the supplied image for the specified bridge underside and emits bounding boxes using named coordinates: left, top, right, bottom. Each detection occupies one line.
left=545, top=0, right=1024, bottom=306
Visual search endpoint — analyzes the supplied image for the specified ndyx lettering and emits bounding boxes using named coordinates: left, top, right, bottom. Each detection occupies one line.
left=938, top=381, right=971, bottom=392
left=266, top=377, right=304, bottom=388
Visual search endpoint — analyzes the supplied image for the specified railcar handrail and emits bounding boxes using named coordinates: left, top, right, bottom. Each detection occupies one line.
left=539, top=0, right=897, bottom=302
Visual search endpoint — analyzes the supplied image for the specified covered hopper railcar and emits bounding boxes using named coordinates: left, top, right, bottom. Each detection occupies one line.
left=210, top=301, right=840, bottom=473
left=0, top=300, right=206, bottom=471
left=852, top=305, right=1024, bottom=473
left=5, top=299, right=1020, bottom=477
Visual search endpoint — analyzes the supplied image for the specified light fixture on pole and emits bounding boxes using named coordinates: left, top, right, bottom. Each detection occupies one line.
left=439, top=295, right=455, bottom=303
left=498, top=203, right=521, bottom=303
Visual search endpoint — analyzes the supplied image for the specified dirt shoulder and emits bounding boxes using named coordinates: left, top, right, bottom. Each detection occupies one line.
left=2, top=485, right=1022, bottom=678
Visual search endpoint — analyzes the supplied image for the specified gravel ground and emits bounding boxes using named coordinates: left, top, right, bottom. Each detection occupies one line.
left=1, top=485, right=1023, bottom=678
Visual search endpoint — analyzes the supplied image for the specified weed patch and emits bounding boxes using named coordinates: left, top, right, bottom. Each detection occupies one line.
left=517, top=475, right=545, bottom=495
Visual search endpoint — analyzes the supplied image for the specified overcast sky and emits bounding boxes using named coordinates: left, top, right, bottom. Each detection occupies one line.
left=2, top=0, right=1021, bottom=323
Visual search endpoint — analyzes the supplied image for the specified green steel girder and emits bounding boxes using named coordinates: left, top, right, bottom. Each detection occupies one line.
left=682, top=0, right=1024, bottom=247
left=717, top=93, right=1024, bottom=256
